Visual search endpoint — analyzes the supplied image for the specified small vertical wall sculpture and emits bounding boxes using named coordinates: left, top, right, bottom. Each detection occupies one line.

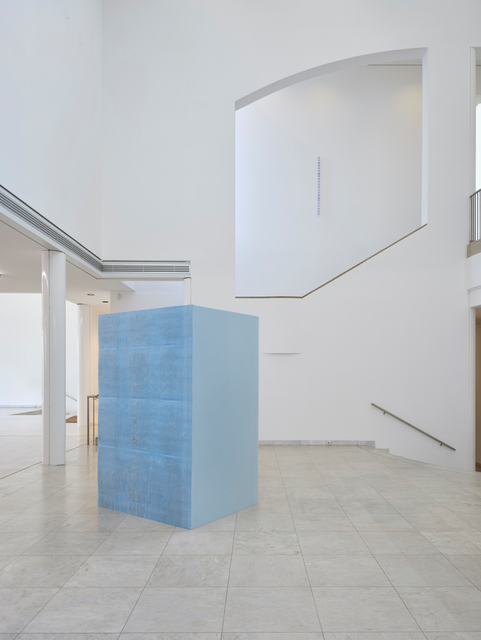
left=97, top=305, right=259, bottom=529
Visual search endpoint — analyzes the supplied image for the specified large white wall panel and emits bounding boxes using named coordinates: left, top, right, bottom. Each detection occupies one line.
left=0, top=294, right=42, bottom=406
left=236, top=66, right=422, bottom=297
left=109, top=281, right=183, bottom=313
left=100, top=1, right=480, bottom=469
left=0, top=0, right=102, bottom=255
left=0, top=294, right=78, bottom=408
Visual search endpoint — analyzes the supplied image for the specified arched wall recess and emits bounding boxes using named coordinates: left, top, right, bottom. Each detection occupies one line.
left=235, top=48, right=427, bottom=298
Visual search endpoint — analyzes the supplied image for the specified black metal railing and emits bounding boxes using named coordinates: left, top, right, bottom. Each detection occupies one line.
left=470, top=189, right=481, bottom=243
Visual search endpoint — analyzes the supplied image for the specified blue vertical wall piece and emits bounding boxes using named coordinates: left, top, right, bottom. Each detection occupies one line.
left=98, top=305, right=258, bottom=529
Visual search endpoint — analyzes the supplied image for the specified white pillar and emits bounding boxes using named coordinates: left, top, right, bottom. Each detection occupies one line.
left=183, top=277, right=192, bottom=304
left=77, top=304, right=90, bottom=428
left=42, top=251, right=66, bottom=465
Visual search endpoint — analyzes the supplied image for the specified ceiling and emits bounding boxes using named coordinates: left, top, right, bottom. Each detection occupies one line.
left=0, top=219, right=133, bottom=304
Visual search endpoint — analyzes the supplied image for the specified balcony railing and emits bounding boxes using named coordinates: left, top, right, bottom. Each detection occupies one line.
left=470, top=189, right=481, bottom=243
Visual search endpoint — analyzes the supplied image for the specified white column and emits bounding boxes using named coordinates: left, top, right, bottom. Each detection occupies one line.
left=42, top=251, right=66, bottom=466
left=77, top=304, right=90, bottom=428
left=183, top=277, right=192, bottom=304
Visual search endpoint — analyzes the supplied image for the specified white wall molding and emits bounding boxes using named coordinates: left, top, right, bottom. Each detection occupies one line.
left=0, top=184, right=190, bottom=280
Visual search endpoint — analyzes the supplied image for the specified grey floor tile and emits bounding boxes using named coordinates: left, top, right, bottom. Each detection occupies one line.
left=0, top=514, right=68, bottom=534
left=120, top=635, right=219, bottom=640
left=23, top=532, right=109, bottom=556
left=360, top=531, right=438, bottom=554
left=288, top=499, right=344, bottom=517
left=337, top=500, right=398, bottom=515
left=457, top=514, right=481, bottom=531
left=0, top=557, right=15, bottom=571
left=233, top=532, right=300, bottom=555
left=292, top=515, right=355, bottom=531
left=438, top=500, right=481, bottom=514
left=346, top=513, right=415, bottom=532
left=65, top=555, right=158, bottom=587
left=375, top=554, right=473, bottom=586
left=283, top=476, right=330, bottom=488
left=23, top=587, right=142, bottom=633
left=193, top=514, right=237, bottom=531
left=93, top=531, right=171, bottom=556
left=229, top=554, right=309, bottom=586
left=304, top=555, right=390, bottom=586
left=223, top=587, right=321, bottom=632
left=297, top=531, right=370, bottom=555
left=284, top=486, right=336, bottom=500
left=423, top=633, right=481, bottom=639
left=258, top=487, right=288, bottom=500
left=388, top=499, right=455, bottom=515
left=222, top=635, right=323, bottom=640
left=312, top=586, right=420, bottom=632
left=17, top=634, right=120, bottom=639
left=403, top=514, right=477, bottom=532
left=0, top=588, right=58, bottom=633
left=222, top=634, right=322, bottom=640
left=124, top=587, right=226, bottom=632
left=164, top=531, right=233, bottom=555
left=323, top=634, right=425, bottom=639
left=235, top=512, right=295, bottom=532
left=0, top=555, right=87, bottom=587
left=237, top=499, right=290, bottom=514
left=446, top=554, right=481, bottom=585
left=53, top=512, right=127, bottom=532
left=148, top=555, right=230, bottom=586
left=421, top=532, right=481, bottom=555
left=397, top=586, right=481, bottom=632
left=114, top=514, right=175, bottom=532
left=2, top=441, right=481, bottom=636
left=0, top=532, right=45, bottom=555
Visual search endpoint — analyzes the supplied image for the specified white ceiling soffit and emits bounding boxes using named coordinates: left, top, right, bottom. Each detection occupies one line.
left=0, top=220, right=136, bottom=302
left=0, top=184, right=190, bottom=279
left=236, top=47, right=427, bottom=110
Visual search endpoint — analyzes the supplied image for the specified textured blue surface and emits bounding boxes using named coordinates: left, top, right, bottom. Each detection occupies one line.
left=98, top=305, right=258, bottom=529
left=98, top=306, right=193, bottom=528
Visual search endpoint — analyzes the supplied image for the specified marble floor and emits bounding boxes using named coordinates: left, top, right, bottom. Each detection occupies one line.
left=0, top=408, right=87, bottom=478
left=0, top=444, right=481, bottom=638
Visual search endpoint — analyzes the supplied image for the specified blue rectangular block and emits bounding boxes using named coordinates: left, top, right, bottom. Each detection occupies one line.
left=98, top=305, right=258, bottom=529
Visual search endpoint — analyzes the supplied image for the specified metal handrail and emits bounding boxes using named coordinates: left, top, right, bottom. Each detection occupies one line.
left=470, top=189, right=481, bottom=243
left=371, top=403, right=456, bottom=451
left=87, top=395, right=99, bottom=446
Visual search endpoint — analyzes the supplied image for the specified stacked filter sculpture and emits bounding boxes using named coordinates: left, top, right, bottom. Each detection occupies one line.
left=97, top=305, right=259, bottom=529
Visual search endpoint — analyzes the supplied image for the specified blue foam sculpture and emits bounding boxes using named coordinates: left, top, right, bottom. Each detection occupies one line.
left=97, top=305, right=259, bottom=529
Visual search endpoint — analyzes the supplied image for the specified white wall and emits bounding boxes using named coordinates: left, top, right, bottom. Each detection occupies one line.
left=476, top=65, right=481, bottom=191
left=0, top=294, right=42, bottom=406
left=0, top=295, right=78, bottom=409
left=109, top=281, right=183, bottom=313
left=65, top=300, right=78, bottom=413
left=89, top=303, right=110, bottom=396
left=236, top=65, right=422, bottom=297
left=0, top=0, right=103, bottom=255
left=476, top=324, right=481, bottom=466
left=101, top=0, right=479, bottom=470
